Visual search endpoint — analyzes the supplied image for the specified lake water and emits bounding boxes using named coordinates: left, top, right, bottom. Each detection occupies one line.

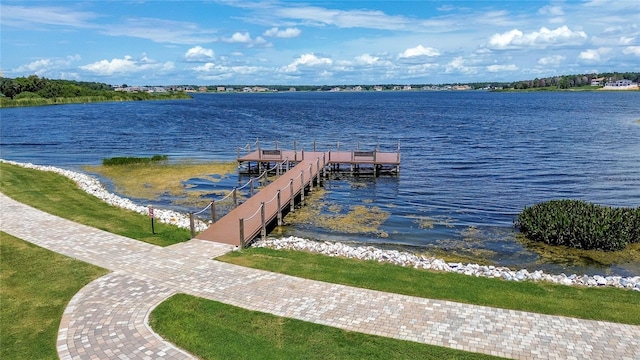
left=2, top=91, right=639, bottom=275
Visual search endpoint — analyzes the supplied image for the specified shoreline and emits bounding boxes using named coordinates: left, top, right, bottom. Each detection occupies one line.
left=2, top=158, right=638, bottom=290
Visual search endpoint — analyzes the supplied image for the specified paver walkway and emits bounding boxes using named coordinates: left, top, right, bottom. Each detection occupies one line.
left=1, top=192, right=639, bottom=360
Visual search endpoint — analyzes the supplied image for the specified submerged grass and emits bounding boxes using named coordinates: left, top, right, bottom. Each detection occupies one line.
left=285, top=188, right=390, bottom=236
left=0, top=162, right=190, bottom=246
left=0, top=232, right=107, bottom=359
left=84, top=160, right=237, bottom=205
left=218, top=247, right=640, bottom=325
left=150, top=293, right=504, bottom=360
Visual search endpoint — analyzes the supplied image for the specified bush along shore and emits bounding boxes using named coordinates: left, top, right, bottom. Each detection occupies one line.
left=2, top=159, right=638, bottom=290
left=516, top=199, right=640, bottom=251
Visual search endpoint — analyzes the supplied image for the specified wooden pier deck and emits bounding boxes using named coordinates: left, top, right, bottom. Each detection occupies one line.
left=238, top=149, right=400, bottom=168
left=196, top=144, right=401, bottom=246
left=196, top=156, right=326, bottom=247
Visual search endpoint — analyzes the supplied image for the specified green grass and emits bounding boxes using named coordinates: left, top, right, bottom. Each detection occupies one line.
left=0, top=232, right=107, bottom=359
left=218, top=248, right=640, bottom=325
left=150, top=293, right=504, bottom=360
left=0, top=162, right=191, bottom=246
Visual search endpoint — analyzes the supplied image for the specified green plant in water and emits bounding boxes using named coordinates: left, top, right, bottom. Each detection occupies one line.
left=515, top=199, right=640, bottom=251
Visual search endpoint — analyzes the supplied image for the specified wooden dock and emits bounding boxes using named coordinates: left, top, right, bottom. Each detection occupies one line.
left=195, top=143, right=401, bottom=247
left=195, top=156, right=326, bottom=247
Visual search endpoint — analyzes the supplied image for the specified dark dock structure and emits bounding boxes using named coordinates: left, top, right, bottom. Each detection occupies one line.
left=195, top=142, right=400, bottom=247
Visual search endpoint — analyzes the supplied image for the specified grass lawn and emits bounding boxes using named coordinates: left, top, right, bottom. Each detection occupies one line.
left=0, top=232, right=107, bottom=359
left=0, top=162, right=191, bottom=246
left=150, top=293, right=504, bottom=360
left=218, top=247, right=640, bottom=325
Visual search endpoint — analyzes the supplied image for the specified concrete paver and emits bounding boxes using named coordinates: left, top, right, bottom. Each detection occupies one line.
left=1, top=193, right=639, bottom=360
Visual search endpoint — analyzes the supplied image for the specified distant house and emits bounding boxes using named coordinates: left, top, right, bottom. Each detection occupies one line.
left=216, top=86, right=226, bottom=92
left=591, top=77, right=605, bottom=86
left=289, top=87, right=297, bottom=92
left=374, top=85, right=383, bottom=91
left=604, top=79, right=637, bottom=88
left=198, top=86, right=208, bottom=92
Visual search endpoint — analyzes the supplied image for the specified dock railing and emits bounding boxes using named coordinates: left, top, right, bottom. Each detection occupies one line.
left=237, top=158, right=320, bottom=247
left=188, top=156, right=291, bottom=237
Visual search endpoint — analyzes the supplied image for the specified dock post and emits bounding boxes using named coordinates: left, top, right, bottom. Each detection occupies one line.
left=286, top=158, right=290, bottom=171
left=275, top=139, right=278, bottom=150
left=277, top=190, right=282, bottom=226
left=189, top=212, right=195, bottom=239
left=300, top=171, right=305, bottom=203
left=289, top=179, right=295, bottom=212
left=211, top=200, right=216, bottom=223
left=239, top=218, right=245, bottom=249
left=308, top=164, right=313, bottom=191
left=313, top=141, right=316, bottom=152
left=294, top=141, right=298, bottom=161
left=250, top=178, right=254, bottom=196
left=260, top=202, right=266, bottom=241
left=233, top=187, right=238, bottom=208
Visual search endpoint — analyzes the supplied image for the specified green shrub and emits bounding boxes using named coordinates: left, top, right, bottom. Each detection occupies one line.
left=515, top=199, right=640, bottom=251
left=102, top=155, right=168, bottom=166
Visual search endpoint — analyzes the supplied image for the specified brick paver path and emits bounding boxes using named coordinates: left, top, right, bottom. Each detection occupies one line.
left=1, top=193, right=639, bottom=360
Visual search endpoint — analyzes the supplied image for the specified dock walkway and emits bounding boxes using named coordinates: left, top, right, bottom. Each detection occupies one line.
left=196, top=155, right=326, bottom=246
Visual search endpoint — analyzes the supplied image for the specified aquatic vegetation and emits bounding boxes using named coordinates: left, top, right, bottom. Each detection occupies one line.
left=84, top=160, right=237, bottom=202
left=518, top=234, right=640, bottom=270
left=515, top=199, right=640, bottom=251
left=285, top=189, right=390, bottom=236
left=102, top=155, right=168, bottom=166
left=409, top=215, right=435, bottom=229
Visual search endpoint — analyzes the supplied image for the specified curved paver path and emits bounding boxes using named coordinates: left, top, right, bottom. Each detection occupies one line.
left=1, top=192, right=639, bottom=360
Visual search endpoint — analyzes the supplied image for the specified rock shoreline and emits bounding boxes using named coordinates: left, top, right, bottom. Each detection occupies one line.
left=4, top=159, right=639, bottom=290
left=254, top=237, right=640, bottom=291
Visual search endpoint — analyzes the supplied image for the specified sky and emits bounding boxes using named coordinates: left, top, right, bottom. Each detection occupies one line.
left=1, top=1, right=639, bottom=86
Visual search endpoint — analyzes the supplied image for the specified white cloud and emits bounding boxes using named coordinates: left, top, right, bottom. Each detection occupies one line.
left=488, top=26, right=587, bottom=49
left=263, top=27, right=301, bottom=38
left=275, top=6, right=409, bottom=31
left=538, top=55, right=566, bottom=65
left=398, top=45, right=440, bottom=58
left=538, top=5, right=564, bottom=16
left=280, top=53, right=333, bottom=73
left=185, top=46, right=215, bottom=62
left=486, top=64, right=518, bottom=72
left=623, top=46, right=640, bottom=56
left=445, top=57, right=476, bottom=75
left=222, top=32, right=270, bottom=47
left=80, top=55, right=174, bottom=75
left=13, top=55, right=81, bottom=76
left=355, top=54, right=380, bottom=65
left=102, top=18, right=217, bottom=45
left=224, top=32, right=252, bottom=43
left=578, top=47, right=611, bottom=62
left=0, top=4, right=97, bottom=28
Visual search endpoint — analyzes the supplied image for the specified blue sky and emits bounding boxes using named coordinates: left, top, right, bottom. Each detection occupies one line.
left=1, top=0, right=639, bottom=85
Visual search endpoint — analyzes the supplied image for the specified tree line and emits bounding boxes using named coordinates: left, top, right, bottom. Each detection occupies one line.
left=507, top=72, right=640, bottom=90
left=0, top=75, right=115, bottom=99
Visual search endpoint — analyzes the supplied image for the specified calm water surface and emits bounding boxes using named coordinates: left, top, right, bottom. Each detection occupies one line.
left=2, top=91, right=639, bottom=275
